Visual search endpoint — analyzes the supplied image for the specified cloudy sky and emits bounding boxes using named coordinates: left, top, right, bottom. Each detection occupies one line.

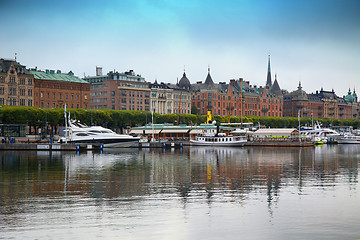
left=1, top=0, right=359, bottom=96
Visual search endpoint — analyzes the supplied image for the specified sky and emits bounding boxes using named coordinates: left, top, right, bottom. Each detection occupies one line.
left=1, top=0, right=360, bottom=96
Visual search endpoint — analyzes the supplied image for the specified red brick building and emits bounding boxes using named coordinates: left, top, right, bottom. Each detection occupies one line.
left=84, top=69, right=150, bottom=111
left=191, top=65, right=283, bottom=118
left=30, top=68, right=90, bottom=109
left=283, top=82, right=360, bottom=119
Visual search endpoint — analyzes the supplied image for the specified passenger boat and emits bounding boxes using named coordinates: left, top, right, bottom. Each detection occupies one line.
left=190, top=122, right=247, bottom=147
left=59, top=119, right=140, bottom=148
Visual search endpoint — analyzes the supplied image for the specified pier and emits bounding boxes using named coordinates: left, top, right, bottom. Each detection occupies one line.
left=0, top=143, right=104, bottom=151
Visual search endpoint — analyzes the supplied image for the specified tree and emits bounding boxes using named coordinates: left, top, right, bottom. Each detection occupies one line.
left=191, top=106, right=200, bottom=115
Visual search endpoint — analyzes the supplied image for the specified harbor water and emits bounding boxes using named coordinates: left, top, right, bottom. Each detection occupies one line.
left=1, top=145, right=360, bottom=239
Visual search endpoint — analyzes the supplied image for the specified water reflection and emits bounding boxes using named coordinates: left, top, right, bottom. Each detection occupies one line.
left=0, top=146, right=359, bottom=239
left=1, top=146, right=358, bottom=204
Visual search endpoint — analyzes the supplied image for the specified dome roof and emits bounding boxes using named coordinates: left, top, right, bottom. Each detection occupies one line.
left=345, top=88, right=354, bottom=103
left=178, top=72, right=191, bottom=90
left=292, top=82, right=308, bottom=101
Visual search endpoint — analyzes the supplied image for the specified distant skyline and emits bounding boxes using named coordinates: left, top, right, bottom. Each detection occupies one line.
left=1, top=0, right=360, bottom=97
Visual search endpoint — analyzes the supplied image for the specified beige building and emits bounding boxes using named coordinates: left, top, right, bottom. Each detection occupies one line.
left=150, top=80, right=191, bottom=115
left=0, top=58, right=34, bottom=107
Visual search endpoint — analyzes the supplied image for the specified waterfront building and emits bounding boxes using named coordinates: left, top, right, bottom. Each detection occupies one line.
left=0, top=58, right=34, bottom=107
left=283, top=82, right=360, bottom=119
left=29, top=68, right=90, bottom=109
left=149, top=77, right=191, bottom=115
left=84, top=68, right=150, bottom=111
left=191, top=61, right=283, bottom=117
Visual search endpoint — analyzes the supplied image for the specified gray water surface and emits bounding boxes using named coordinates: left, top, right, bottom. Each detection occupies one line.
left=1, top=145, right=359, bottom=240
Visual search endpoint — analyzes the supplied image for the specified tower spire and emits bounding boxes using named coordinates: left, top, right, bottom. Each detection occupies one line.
left=266, top=54, right=272, bottom=87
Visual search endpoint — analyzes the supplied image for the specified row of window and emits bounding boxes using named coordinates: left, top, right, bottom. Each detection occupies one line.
left=40, top=83, right=87, bottom=91
left=0, top=98, right=32, bottom=106
left=121, top=105, right=150, bottom=111
left=40, top=92, right=81, bottom=100
left=0, top=76, right=33, bottom=85
left=39, top=102, right=84, bottom=109
left=0, top=87, right=33, bottom=96
left=194, top=93, right=282, bottom=103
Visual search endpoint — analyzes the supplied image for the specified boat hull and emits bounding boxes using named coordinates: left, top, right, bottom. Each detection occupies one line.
left=61, top=137, right=140, bottom=148
left=337, top=137, right=360, bottom=144
left=190, top=137, right=247, bottom=147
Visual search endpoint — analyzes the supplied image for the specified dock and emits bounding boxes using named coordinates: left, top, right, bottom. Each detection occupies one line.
left=0, top=143, right=104, bottom=151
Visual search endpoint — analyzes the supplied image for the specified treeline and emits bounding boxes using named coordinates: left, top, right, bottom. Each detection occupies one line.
left=1, top=106, right=360, bottom=129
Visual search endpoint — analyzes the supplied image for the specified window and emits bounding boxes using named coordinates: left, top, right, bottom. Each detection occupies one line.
left=41, top=92, right=43, bottom=98
left=10, top=77, right=15, bottom=83
left=0, top=87, right=4, bottom=94
left=20, top=89, right=25, bottom=96
left=59, top=93, right=62, bottom=99
left=20, top=78, right=25, bottom=85
left=121, top=105, right=127, bottom=110
left=28, top=100, right=33, bottom=107
left=121, top=98, right=126, bottom=103
left=0, top=98, right=4, bottom=104
left=28, top=79, right=33, bottom=85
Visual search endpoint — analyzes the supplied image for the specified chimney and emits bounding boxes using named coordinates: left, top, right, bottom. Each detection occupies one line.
left=196, top=81, right=202, bottom=84
left=96, top=66, right=102, bottom=76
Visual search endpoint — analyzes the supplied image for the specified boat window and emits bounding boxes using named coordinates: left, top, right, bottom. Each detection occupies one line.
left=101, top=130, right=112, bottom=133
left=76, top=133, right=89, bottom=136
left=89, top=130, right=101, bottom=133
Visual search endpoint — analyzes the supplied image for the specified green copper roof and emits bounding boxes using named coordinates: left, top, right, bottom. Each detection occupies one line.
left=30, top=70, right=88, bottom=84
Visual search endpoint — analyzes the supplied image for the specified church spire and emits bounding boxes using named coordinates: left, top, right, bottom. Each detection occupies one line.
left=266, top=54, right=272, bottom=87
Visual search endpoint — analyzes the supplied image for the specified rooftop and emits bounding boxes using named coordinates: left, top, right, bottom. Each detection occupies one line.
left=29, top=69, right=88, bottom=84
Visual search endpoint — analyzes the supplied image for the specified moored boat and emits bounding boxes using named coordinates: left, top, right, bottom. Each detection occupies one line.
left=337, top=135, right=360, bottom=144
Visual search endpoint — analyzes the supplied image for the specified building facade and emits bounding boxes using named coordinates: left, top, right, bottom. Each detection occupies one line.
left=84, top=68, right=150, bottom=111
left=149, top=79, right=191, bottom=115
left=30, top=68, right=90, bottom=109
left=0, top=59, right=34, bottom=107
left=283, top=82, right=360, bottom=119
left=191, top=61, right=283, bottom=118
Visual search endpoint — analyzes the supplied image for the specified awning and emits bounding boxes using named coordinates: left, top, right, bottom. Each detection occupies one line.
left=253, top=128, right=299, bottom=137
left=189, top=129, right=203, bottom=134
left=130, top=129, right=161, bottom=134
left=161, top=129, right=189, bottom=133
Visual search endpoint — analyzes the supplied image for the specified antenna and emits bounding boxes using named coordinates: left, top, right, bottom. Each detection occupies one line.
left=15, top=53, right=17, bottom=61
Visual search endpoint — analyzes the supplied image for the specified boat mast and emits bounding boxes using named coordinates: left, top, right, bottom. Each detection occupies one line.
left=64, top=104, right=68, bottom=144
left=240, top=79, right=243, bottom=126
left=228, top=84, right=233, bottom=123
left=151, top=110, right=155, bottom=141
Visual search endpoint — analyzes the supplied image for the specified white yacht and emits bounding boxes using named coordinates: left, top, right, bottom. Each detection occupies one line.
left=59, top=120, right=140, bottom=148
left=300, top=123, right=340, bottom=144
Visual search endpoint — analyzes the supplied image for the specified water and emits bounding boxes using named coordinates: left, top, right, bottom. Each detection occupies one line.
left=0, top=145, right=359, bottom=240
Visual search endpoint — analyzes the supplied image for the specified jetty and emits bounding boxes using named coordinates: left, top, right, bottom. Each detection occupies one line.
left=0, top=143, right=103, bottom=151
